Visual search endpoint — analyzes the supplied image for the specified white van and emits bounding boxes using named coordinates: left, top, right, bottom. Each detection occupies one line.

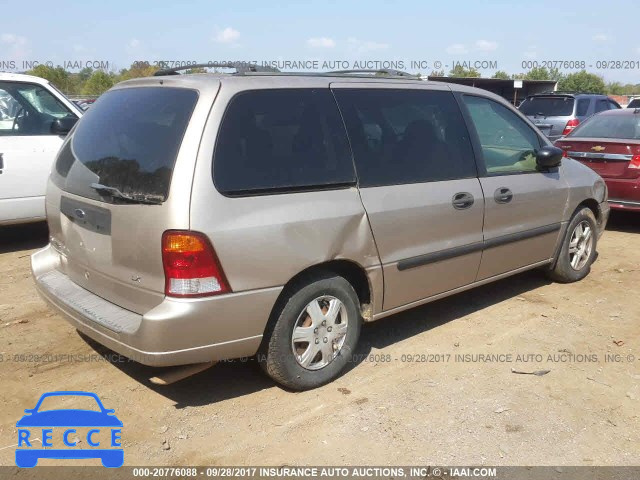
left=0, top=73, right=83, bottom=225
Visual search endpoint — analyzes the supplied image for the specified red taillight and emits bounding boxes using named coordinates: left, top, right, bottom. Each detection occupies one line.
left=630, top=155, right=640, bottom=169
left=161, top=231, right=230, bottom=298
left=562, top=118, right=580, bottom=136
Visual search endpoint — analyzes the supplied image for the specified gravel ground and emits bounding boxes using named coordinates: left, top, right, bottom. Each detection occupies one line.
left=0, top=213, right=638, bottom=467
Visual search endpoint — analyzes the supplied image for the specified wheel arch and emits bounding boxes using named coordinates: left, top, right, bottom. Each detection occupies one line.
left=551, top=200, right=599, bottom=269
left=259, top=259, right=374, bottom=350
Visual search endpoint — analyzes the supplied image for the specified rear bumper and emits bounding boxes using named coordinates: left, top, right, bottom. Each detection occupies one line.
left=31, top=244, right=282, bottom=367
left=605, top=177, right=640, bottom=211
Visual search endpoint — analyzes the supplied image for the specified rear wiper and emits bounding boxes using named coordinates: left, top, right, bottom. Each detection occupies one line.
left=90, top=183, right=163, bottom=205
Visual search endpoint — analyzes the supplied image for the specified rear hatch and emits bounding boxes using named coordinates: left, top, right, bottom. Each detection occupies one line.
left=519, top=95, right=575, bottom=138
left=46, top=85, right=203, bottom=314
left=555, top=112, right=640, bottom=179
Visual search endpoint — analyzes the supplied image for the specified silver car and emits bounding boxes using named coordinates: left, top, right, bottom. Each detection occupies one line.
left=31, top=67, right=610, bottom=390
left=519, top=92, right=620, bottom=142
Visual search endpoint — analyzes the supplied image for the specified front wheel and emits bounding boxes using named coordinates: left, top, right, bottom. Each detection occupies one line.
left=259, top=274, right=361, bottom=390
left=546, top=207, right=598, bottom=283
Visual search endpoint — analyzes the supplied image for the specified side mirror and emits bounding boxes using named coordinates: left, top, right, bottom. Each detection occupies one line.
left=51, top=117, right=78, bottom=135
left=536, top=146, right=563, bottom=170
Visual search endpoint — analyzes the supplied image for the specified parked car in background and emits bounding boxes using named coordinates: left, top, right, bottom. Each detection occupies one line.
left=626, top=98, right=640, bottom=109
left=32, top=67, right=609, bottom=390
left=519, top=92, right=620, bottom=142
left=0, top=73, right=82, bottom=225
left=555, top=109, right=640, bottom=212
left=72, top=100, right=89, bottom=111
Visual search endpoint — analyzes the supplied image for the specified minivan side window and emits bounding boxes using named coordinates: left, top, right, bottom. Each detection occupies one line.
left=213, top=89, right=355, bottom=195
left=462, top=95, right=541, bottom=175
left=0, top=81, right=74, bottom=136
left=333, top=89, right=476, bottom=187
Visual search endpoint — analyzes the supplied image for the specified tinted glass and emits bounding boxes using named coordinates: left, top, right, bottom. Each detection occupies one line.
left=608, top=101, right=620, bottom=110
left=0, top=81, right=74, bottom=136
left=463, top=95, right=541, bottom=174
left=519, top=96, right=574, bottom=116
left=333, top=89, right=476, bottom=187
left=628, top=99, right=640, bottom=109
left=53, top=87, right=198, bottom=202
left=570, top=114, right=640, bottom=139
left=576, top=99, right=590, bottom=116
left=214, top=89, right=355, bottom=195
left=595, top=99, right=609, bottom=113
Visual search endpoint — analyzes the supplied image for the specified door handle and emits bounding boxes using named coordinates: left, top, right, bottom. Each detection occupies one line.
left=494, top=187, right=513, bottom=204
left=452, top=192, right=474, bottom=210
left=0, top=153, right=3, bottom=173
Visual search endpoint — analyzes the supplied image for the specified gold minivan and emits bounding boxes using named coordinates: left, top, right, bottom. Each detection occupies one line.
left=32, top=66, right=609, bottom=390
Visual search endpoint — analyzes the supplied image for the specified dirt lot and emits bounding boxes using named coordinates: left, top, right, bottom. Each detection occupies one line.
left=0, top=214, right=638, bottom=467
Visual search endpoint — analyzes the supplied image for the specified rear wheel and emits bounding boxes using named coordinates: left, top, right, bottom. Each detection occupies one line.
left=259, top=274, right=361, bottom=390
left=546, top=207, right=598, bottom=283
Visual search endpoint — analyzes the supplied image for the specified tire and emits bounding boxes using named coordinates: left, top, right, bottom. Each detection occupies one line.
left=546, top=207, right=598, bottom=283
left=259, top=273, right=362, bottom=390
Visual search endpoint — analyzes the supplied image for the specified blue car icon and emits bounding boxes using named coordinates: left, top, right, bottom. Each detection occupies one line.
left=16, top=391, right=123, bottom=468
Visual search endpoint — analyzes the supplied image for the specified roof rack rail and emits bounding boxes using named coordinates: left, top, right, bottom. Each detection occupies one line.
left=535, top=90, right=589, bottom=95
left=326, top=69, right=420, bottom=79
left=153, top=62, right=280, bottom=76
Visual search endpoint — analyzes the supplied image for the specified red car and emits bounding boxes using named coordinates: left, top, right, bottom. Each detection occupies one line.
left=555, top=108, right=640, bottom=212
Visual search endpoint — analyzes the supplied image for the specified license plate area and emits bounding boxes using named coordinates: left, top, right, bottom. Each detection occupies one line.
left=60, top=197, right=111, bottom=235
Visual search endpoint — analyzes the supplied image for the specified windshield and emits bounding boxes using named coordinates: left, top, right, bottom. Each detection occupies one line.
left=52, top=87, right=198, bottom=203
left=570, top=114, right=640, bottom=139
left=519, top=96, right=575, bottom=117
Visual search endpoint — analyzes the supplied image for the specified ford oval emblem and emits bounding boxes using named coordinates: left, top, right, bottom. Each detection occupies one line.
left=74, top=208, right=86, bottom=219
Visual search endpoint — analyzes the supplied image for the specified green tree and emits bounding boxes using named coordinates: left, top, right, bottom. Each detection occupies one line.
left=524, top=67, right=550, bottom=80
left=557, top=70, right=606, bottom=94
left=448, top=64, right=480, bottom=78
left=606, top=82, right=624, bottom=95
left=77, top=67, right=94, bottom=82
left=82, top=71, right=114, bottom=95
left=548, top=68, right=564, bottom=82
left=116, top=62, right=160, bottom=82
left=26, top=65, right=70, bottom=91
left=492, top=70, right=510, bottom=80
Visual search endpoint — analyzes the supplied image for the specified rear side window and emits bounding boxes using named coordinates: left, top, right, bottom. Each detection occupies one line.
left=333, top=89, right=476, bottom=187
left=576, top=99, right=590, bottom=116
left=595, top=99, right=609, bottom=113
left=519, top=96, right=575, bottom=117
left=628, top=99, right=640, bottom=109
left=53, top=87, right=198, bottom=202
left=213, top=89, right=355, bottom=195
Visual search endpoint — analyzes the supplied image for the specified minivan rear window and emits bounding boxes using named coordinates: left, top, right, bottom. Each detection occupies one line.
left=519, top=96, right=574, bottom=117
left=213, top=89, right=355, bottom=195
left=53, top=87, right=198, bottom=203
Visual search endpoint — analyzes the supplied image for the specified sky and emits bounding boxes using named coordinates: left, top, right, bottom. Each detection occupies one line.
left=1, top=0, right=638, bottom=83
